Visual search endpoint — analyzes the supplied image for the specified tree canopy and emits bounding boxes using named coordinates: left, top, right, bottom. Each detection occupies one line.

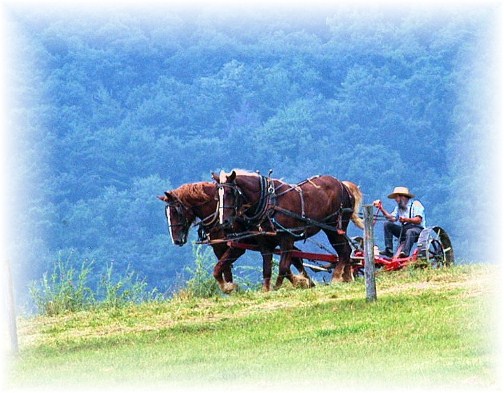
left=4, top=5, right=499, bottom=297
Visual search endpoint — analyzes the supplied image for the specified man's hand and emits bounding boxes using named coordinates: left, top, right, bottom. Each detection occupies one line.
left=374, top=199, right=394, bottom=222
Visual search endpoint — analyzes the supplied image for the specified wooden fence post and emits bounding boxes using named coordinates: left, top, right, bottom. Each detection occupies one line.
left=363, top=205, right=377, bottom=302
left=4, top=259, right=18, bottom=353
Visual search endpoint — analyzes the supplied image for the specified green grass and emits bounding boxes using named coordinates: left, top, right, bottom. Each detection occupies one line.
left=8, top=264, right=497, bottom=391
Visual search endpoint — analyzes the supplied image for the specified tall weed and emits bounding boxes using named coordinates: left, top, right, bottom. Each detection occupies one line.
left=182, top=244, right=221, bottom=298
left=29, top=254, right=162, bottom=316
left=176, top=243, right=266, bottom=299
left=29, top=254, right=95, bottom=316
left=97, top=263, right=162, bottom=309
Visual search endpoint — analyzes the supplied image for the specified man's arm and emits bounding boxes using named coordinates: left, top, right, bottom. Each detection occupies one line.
left=373, top=200, right=397, bottom=222
left=398, top=215, right=422, bottom=225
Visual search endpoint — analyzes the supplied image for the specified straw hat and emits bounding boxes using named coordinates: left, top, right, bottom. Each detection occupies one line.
left=387, top=186, right=415, bottom=199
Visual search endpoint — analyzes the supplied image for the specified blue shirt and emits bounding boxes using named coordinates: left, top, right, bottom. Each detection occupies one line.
left=391, top=199, right=425, bottom=227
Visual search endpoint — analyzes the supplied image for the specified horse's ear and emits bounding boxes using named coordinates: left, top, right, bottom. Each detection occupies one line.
left=229, top=170, right=237, bottom=182
left=159, top=192, right=174, bottom=203
left=211, top=172, right=219, bottom=182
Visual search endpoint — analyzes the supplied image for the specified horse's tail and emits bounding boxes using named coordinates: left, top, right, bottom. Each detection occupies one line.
left=342, top=181, right=364, bottom=229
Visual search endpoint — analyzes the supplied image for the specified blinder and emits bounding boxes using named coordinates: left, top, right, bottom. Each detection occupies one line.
left=216, top=181, right=246, bottom=225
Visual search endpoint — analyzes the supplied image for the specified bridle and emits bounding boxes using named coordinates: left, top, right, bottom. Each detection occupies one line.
left=164, top=197, right=193, bottom=244
left=164, top=193, right=220, bottom=244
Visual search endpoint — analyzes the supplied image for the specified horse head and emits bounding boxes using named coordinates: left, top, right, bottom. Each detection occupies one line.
left=158, top=191, right=194, bottom=246
left=212, top=170, right=237, bottom=226
left=212, top=169, right=259, bottom=226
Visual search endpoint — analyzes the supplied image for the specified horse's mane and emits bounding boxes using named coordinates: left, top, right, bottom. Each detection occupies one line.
left=229, top=169, right=259, bottom=177
left=172, top=182, right=214, bottom=205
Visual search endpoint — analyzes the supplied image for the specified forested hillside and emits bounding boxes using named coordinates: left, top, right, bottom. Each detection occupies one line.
left=4, top=4, right=499, bottom=299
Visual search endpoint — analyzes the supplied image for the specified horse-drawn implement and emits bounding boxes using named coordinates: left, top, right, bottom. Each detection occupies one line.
left=200, top=221, right=453, bottom=282
left=159, top=169, right=454, bottom=293
left=221, top=224, right=454, bottom=278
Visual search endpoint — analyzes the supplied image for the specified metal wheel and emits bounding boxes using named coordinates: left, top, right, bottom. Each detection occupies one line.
left=417, top=226, right=454, bottom=268
left=349, top=236, right=365, bottom=276
left=350, top=236, right=364, bottom=251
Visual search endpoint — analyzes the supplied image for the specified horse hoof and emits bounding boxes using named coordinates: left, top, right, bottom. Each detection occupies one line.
left=222, top=282, right=238, bottom=294
left=342, top=272, right=354, bottom=282
left=292, top=274, right=310, bottom=289
left=330, top=276, right=344, bottom=284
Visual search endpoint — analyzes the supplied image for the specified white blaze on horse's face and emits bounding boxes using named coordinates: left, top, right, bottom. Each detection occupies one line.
left=166, top=205, right=175, bottom=244
left=218, top=170, right=227, bottom=225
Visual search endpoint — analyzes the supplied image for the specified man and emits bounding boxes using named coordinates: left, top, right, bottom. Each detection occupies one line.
left=373, top=186, right=425, bottom=258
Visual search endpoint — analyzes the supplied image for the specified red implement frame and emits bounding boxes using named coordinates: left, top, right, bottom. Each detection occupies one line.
left=212, top=206, right=439, bottom=273
left=226, top=241, right=339, bottom=263
left=226, top=240, right=421, bottom=273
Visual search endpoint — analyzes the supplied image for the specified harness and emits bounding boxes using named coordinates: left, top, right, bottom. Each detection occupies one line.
left=221, top=174, right=355, bottom=240
left=242, top=174, right=275, bottom=223
left=217, top=173, right=276, bottom=229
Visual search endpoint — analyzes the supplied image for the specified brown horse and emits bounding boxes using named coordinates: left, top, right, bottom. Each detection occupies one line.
left=158, top=181, right=312, bottom=292
left=214, top=170, right=363, bottom=288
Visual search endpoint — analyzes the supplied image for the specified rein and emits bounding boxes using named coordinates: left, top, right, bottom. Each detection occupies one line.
left=190, top=199, right=221, bottom=241
left=271, top=205, right=341, bottom=234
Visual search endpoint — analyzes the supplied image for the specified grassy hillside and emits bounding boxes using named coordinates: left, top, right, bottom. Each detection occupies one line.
left=8, top=264, right=496, bottom=391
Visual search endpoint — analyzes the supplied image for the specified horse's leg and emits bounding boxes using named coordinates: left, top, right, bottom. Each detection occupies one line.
left=213, top=247, right=245, bottom=293
left=262, top=241, right=273, bottom=292
left=273, top=252, right=293, bottom=290
left=338, top=232, right=355, bottom=283
left=324, top=230, right=353, bottom=283
left=223, top=265, right=233, bottom=283
left=212, top=245, right=230, bottom=288
left=261, top=252, right=273, bottom=292
left=255, top=237, right=274, bottom=292
left=214, top=245, right=235, bottom=284
left=290, top=250, right=315, bottom=288
left=273, top=238, right=295, bottom=290
left=259, top=243, right=304, bottom=291
left=342, top=263, right=354, bottom=283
